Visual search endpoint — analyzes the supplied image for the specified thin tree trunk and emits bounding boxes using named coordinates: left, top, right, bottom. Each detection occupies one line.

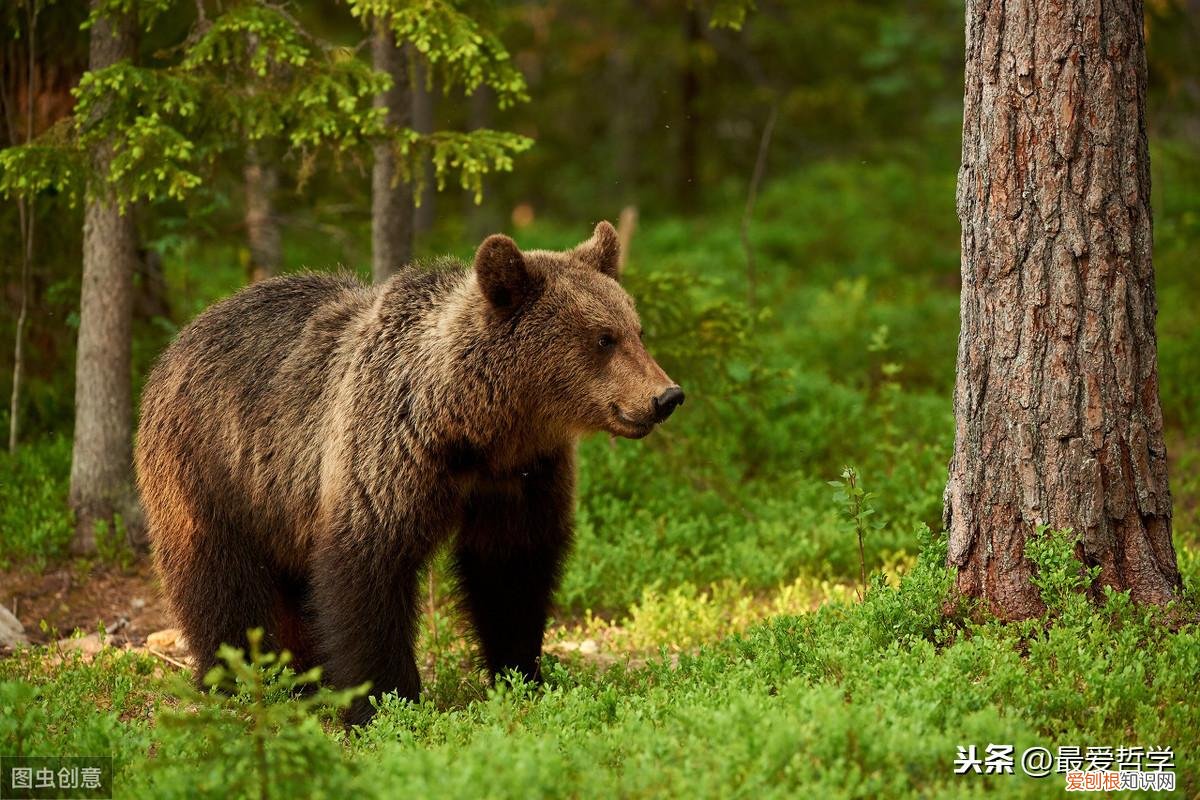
left=7, top=0, right=36, bottom=453
left=371, top=19, right=413, bottom=283
left=10, top=199, right=32, bottom=453
left=944, top=0, right=1180, bottom=618
left=607, top=43, right=638, bottom=205
left=677, top=7, right=700, bottom=210
left=464, top=85, right=499, bottom=242
left=741, top=103, right=778, bottom=317
left=69, top=1, right=140, bottom=555
left=616, top=206, right=637, bottom=276
left=411, top=50, right=435, bottom=234
left=244, top=143, right=280, bottom=283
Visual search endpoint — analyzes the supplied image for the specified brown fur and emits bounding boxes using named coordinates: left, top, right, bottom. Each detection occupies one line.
left=135, top=222, right=680, bottom=723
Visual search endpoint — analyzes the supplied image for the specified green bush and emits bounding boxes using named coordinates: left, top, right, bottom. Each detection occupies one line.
left=0, top=434, right=73, bottom=566
left=3, top=527, right=1197, bottom=798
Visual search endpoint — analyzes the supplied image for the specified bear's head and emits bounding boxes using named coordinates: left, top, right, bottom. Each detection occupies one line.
left=472, top=221, right=684, bottom=440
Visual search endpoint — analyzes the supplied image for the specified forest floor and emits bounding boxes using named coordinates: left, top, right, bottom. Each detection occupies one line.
left=2, top=531, right=1197, bottom=798
left=0, top=553, right=857, bottom=675
left=1, top=560, right=169, bottom=648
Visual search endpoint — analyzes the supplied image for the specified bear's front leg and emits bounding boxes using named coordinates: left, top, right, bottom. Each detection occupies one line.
left=454, top=450, right=575, bottom=684
left=311, top=519, right=430, bottom=725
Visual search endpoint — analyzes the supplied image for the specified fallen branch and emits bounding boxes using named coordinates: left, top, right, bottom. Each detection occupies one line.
left=147, top=647, right=190, bottom=671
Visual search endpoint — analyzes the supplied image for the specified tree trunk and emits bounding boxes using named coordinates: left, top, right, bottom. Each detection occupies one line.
left=69, top=1, right=141, bottom=555
left=371, top=19, right=413, bottom=283
left=944, top=0, right=1180, bottom=618
left=607, top=40, right=640, bottom=206
left=411, top=51, right=435, bottom=234
left=6, top=0, right=37, bottom=454
left=464, top=85, right=500, bottom=242
left=244, top=143, right=280, bottom=283
left=677, top=7, right=700, bottom=210
left=9, top=199, right=32, bottom=453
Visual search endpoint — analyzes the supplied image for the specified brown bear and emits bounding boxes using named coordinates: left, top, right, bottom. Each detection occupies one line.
left=135, top=222, right=682, bottom=723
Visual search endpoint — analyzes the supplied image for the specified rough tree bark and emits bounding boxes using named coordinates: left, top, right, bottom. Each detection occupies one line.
left=244, top=143, right=281, bottom=283
left=371, top=19, right=413, bottom=284
left=944, top=0, right=1181, bottom=618
left=69, top=0, right=142, bottom=554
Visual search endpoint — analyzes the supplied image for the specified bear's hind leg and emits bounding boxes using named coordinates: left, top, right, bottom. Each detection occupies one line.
left=273, top=571, right=319, bottom=673
left=156, top=509, right=279, bottom=683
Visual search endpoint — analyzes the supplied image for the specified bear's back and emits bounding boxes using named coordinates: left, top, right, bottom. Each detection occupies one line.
left=137, top=273, right=376, bottom=547
left=144, top=272, right=370, bottom=422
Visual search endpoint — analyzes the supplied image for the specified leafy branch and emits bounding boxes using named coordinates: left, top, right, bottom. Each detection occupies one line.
left=346, top=0, right=529, bottom=107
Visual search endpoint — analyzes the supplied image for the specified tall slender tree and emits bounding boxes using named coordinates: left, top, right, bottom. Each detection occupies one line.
left=243, top=143, right=280, bottom=282
left=411, top=51, right=435, bottom=234
left=68, top=0, right=140, bottom=553
left=370, top=20, right=413, bottom=283
left=944, top=0, right=1181, bottom=617
left=2, top=0, right=40, bottom=453
left=678, top=5, right=701, bottom=210
left=348, top=0, right=532, bottom=282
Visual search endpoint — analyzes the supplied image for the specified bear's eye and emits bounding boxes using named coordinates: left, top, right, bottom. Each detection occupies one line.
left=597, top=334, right=616, bottom=350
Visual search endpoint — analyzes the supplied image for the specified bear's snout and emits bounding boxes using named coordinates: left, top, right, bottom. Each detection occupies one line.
left=652, top=385, right=685, bottom=422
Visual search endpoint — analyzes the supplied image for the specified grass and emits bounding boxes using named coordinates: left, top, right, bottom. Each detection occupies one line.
left=2, top=144, right=1199, bottom=796
left=2, top=530, right=1198, bottom=798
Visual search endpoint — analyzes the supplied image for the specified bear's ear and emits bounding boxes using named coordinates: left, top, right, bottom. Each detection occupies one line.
left=574, top=220, right=621, bottom=281
left=474, top=234, right=538, bottom=313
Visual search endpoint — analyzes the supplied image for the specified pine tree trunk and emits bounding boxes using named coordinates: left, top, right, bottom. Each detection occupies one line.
left=371, top=20, right=413, bottom=283
left=411, top=51, right=435, bottom=234
left=944, top=0, right=1181, bottom=618
left=69, top=1, right=140, bottom=555
left=244, top=143, right=280, bottom=283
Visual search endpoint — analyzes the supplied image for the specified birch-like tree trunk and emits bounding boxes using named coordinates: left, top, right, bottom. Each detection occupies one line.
left=944, top=0, right=1181, bottom=617
left=69, top=1, right=141, bottom=554
left=371, top=20, right=413, bottom=283
left=6, top=0, right=37, bottom=454
left=244, top=143, right=280, bottom=283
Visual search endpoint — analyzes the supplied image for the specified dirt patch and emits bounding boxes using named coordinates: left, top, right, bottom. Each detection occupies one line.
left=0, top=559, right=171, bottom=648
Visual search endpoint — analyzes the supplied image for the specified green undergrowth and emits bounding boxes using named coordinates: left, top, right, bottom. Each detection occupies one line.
left=2, top=530, right=1198, bottom=798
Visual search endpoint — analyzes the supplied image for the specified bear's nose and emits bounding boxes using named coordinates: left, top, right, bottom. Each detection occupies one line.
left=652, top=386, right=685, bottom=422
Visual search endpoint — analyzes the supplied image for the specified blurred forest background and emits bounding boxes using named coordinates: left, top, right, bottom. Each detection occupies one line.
left=3, top=2, right=1200, bottom=796
left=1, top=0, right=1199, bottom=605
left=0, top=0, right=1195, bottom=604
